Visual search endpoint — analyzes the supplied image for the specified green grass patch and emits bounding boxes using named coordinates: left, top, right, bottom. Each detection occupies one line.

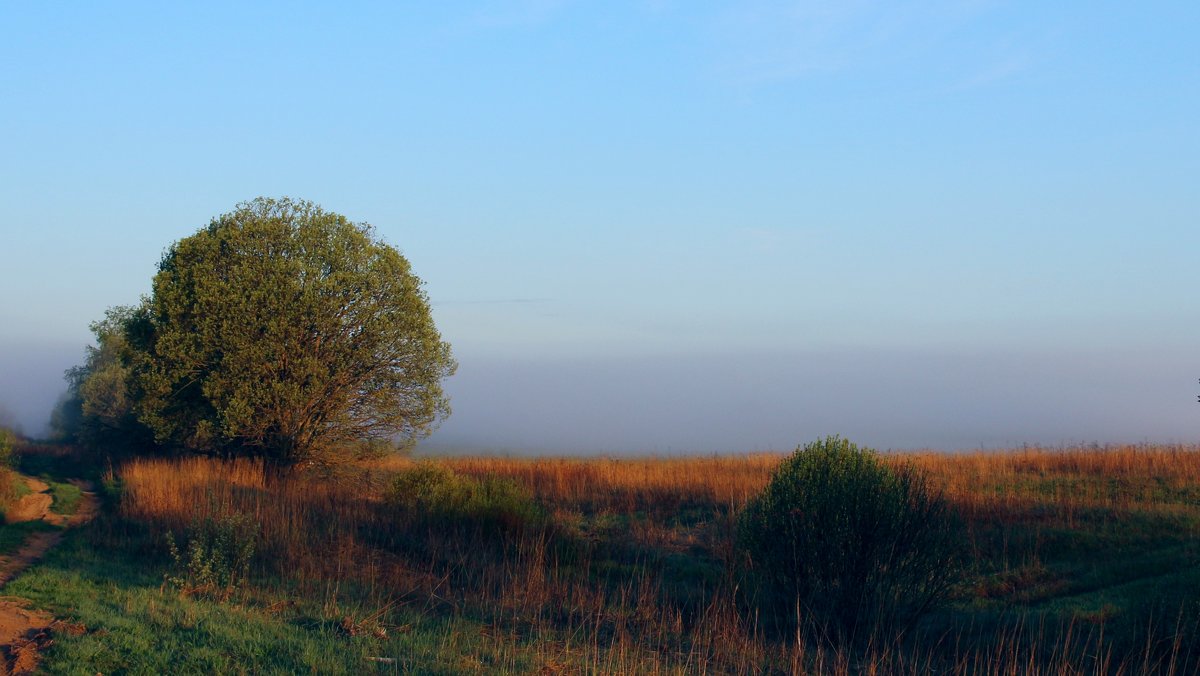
left=48, top=481, right=84, bottom=516
left=10, top=529, right=551, bottom=674
left=13, top=474, right=32, bottom=499
left=0, top=520, right=58, bottom=555
left=8, top=533, right=395, bottom=674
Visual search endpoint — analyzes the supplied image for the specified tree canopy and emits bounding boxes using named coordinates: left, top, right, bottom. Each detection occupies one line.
left=53, top=305, right=155, bottom=455
left=66, top=197, right=455, bottom=469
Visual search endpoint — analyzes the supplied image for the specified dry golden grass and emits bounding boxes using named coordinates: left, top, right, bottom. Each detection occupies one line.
left=441, top=453, right=780, bottom=514
left=903, top=446, right=1200, bottom=582
left=0, top=468, right=21, bottom=515
left=112, top=443, right=1200, bottom=674
left=119, top=456, right=418, bottom=597
left=909, top=443, right=1200, bottom=511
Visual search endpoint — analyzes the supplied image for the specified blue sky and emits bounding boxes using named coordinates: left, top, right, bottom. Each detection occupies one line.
left=1, top=1, right=1197, bottom=451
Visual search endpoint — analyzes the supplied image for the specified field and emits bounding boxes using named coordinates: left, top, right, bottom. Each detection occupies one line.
left=6, top=443, right=1200, bottom=674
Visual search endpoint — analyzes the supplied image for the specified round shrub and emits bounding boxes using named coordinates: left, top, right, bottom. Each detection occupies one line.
left=738, top=436, right=963, bottom=645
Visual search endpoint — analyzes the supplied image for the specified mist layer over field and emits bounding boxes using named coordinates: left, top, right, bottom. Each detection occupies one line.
left=2, top=342, right=1193, bottom=452
left=3, top=341, right=1194, bottom=454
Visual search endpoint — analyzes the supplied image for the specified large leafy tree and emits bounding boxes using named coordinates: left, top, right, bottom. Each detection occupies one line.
left=125, top=197, right=455, bottom=468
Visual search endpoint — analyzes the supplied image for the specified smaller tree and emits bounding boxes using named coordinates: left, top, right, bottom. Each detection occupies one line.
left=738, top=436, right=963, bottom=647
left=53, top=306, right=156, bottom=457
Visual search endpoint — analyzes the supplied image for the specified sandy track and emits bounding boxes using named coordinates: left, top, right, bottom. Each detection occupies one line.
left=3, top=480, right=52, bottom=526
left=0, top=477, right=99, bottom=674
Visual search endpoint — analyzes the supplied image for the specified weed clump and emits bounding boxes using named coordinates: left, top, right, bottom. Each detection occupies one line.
left=738, top=436, right=963, bottom=646
left=386, top=462, right=545, bottom=534
left=0, top=427, right=16, bottom=469
left=0, top=430, right=23, bottom=515
left=164, top=513, right=258, bottom=600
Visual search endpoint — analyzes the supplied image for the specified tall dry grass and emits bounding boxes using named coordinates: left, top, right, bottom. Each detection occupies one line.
left=0, top=468, right=20, bottom=514
left=112, top=444, right=1200, bottom=674
left=908, top=443, right=1200, bottom=517
left=441, top=454, right=780, bottom=515
left=117, top=454, right=783, bottom=672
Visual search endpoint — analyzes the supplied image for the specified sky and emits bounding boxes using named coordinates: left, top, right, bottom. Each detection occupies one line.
left=1, top=1, right=1197, bottom=452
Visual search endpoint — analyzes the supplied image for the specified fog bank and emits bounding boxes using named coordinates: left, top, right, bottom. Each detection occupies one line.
left=0, top=340, right=81, bottom=437
left=3, top=341, right=1195, bottom=453
left=423, top=347, right=1199, bottom=454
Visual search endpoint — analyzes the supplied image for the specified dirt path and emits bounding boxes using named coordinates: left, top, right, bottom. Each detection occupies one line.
left=3, top=479, right=52, bottom=526
left=0, top=477, right=98, bottom=675
left=0, top=600, right=55, bottom=675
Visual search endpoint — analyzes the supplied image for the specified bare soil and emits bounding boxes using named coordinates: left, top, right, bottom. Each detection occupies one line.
left=3, top=479, right=51, bottom=526
left=0, top=477, right=98, bottom=674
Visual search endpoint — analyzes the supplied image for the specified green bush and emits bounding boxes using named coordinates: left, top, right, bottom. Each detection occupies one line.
left=164, top=513, right=258, bottom=601
left=386, top=462, right=545, bottom=534
left=738, top=436, right=963, bottom=646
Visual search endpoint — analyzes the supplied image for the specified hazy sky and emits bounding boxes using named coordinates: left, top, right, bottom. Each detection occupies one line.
left=1, top=2, right=1197, bottom=451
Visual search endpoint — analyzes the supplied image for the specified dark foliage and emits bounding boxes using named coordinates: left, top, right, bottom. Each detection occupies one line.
left=738, top=436, right=964, bottom=647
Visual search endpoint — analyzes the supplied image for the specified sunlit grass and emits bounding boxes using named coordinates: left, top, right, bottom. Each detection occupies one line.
left=47, top=481, right=83, bottom=516
left=18, top=443, right=1200, bottom=673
